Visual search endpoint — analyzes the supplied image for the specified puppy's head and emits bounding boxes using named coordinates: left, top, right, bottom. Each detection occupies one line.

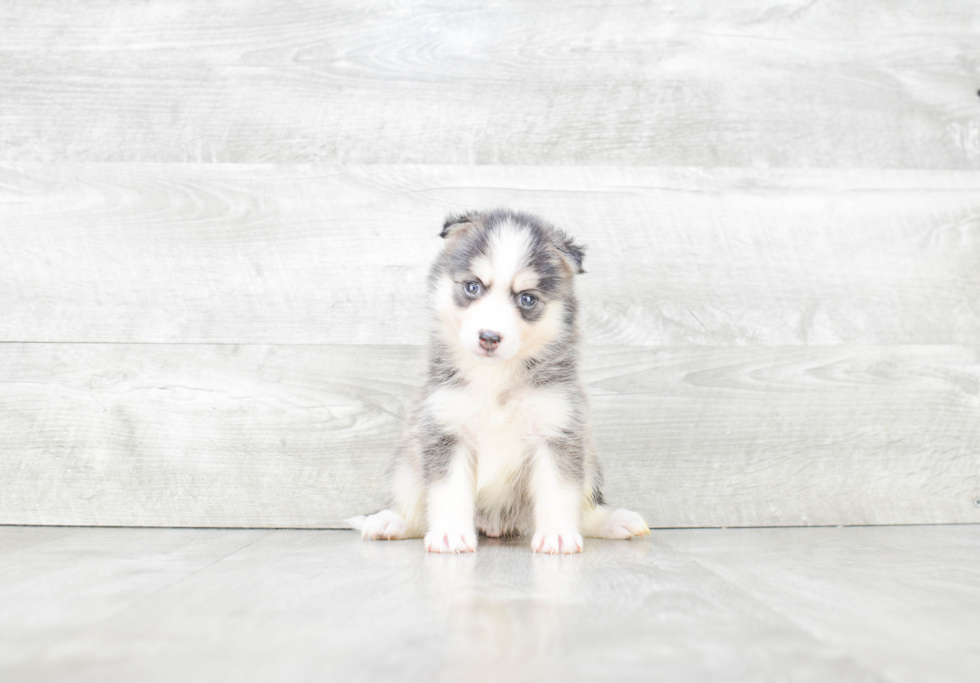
left=429, top=210, right=585, bottom=363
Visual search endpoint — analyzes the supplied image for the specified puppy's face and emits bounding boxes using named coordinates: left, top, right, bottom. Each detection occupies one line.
left=430, top=211, right=584, bottom=363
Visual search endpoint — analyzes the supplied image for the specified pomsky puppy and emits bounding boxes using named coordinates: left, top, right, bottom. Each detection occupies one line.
left=349, top=209, right=650, bottom=553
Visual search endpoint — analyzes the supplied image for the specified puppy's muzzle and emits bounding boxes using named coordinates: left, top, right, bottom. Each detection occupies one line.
left=478, top=330, right=502, bottom=352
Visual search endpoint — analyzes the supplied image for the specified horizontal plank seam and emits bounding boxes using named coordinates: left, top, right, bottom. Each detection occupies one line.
left=4, top=522, right=978, bottom=531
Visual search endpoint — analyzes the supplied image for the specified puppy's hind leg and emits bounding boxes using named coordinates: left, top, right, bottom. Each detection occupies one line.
left=348, top=510, right=411, bottom=540
left=349, top=454, right=426, bottom=541
left=581, top=504, right=651, bottom=540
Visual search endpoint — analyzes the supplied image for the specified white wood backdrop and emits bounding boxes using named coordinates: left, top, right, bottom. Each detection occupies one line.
left=1, top=0, right=978, bottom=168
left=1, top=1, right=978, bottom=528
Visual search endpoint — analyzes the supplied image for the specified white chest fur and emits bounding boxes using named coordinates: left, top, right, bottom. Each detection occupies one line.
left=425, top=372, right=572, bottom=502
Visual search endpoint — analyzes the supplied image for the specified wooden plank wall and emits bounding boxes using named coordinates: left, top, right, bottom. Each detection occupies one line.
left=1, top=1, right=978, bottom=528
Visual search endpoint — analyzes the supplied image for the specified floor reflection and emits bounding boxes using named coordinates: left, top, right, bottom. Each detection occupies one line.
left=427, top=535, right=596, bottom=682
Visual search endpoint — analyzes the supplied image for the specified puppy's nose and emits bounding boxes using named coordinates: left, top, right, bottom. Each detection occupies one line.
left=478, top=330, right=501, bottom=351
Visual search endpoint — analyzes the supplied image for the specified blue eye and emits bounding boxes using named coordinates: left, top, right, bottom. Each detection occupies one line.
left=518, top=293, right=537, bottom=308
left=464, top=281, right=482, bottom=296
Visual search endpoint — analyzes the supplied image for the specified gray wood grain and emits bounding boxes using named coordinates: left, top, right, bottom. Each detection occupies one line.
left=2, top=0, right=978, bottom=536
left=0, top=527, right=272, bottom=665
left=2, top=164, right=978, bottom=346
left=661, top=525, right=980, bottom=683
left=1, top=343, right=976, bottom=528
left=1, top=0, right=978, bottom=167
left=3, top=525, right=979, bottom=682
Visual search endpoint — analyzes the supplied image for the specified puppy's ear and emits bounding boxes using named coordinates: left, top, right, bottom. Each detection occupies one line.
left=555, top=232, right=586, bottom=275
left=440, top=212, right=481, bottom=239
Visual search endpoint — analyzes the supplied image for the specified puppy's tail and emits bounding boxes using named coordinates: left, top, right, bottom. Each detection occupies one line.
left=345, top=515, right=369, bottom=531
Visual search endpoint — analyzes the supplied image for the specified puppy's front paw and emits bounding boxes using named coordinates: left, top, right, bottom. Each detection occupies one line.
left=531, top=532, right=583, bottom=554
left=424, top=530, right=478, bottom=553
left=354, top=510, right=409, bottom=540
left=597, top=508, right=651, bottom=540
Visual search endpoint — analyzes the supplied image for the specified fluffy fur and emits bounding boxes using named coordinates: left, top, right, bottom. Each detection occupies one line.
left=349, top=209, right=649, bottom=553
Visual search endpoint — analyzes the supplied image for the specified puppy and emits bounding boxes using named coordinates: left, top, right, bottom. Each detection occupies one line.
left=349, top=209, right=650, bottom=553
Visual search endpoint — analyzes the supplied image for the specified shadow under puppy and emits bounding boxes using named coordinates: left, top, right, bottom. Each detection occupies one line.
left=349, top=209, right=650, bottom=553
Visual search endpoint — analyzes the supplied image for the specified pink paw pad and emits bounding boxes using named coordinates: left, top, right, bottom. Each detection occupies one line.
left=531, top=532, right=584, bottom=554
left=349, top=510, right=408, bottom=541
left=597, top=509, right=651, bottom=540
left=424, top=530, right=478, bottom=553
